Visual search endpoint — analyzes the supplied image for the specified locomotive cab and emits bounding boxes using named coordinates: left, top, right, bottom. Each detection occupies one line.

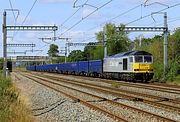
left=103, top=51, right=154, bottom=82
left=133, top=55, right=153, bottom=72
left=132, top=55, right=154, bottom=81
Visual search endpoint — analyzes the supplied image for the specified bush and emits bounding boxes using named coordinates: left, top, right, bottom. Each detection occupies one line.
left=153, top=62, right=164, bottom=81
left=166, top=61, right=179, bottom=81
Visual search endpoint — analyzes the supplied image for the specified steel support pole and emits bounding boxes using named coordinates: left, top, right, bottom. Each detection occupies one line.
left=104, top=26, right=107, bottom=58
left=3, top=11, right=7, bottom=77
left=65, top=44, right=67, bottom=63
left=164, top=12, right=168, bottom=77
left=65, top=39, right=67, bottom=63
left=53, top=27, right=56, bottom=42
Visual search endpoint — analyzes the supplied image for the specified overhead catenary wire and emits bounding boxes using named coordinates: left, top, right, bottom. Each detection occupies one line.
left=148, top=16, right=180, bottom=27
left=8, top=0, right=19, bottom=41
left=144, top=0, right=149, bottom=5
left=168, top=17, right=180, bottom=24
left=47, top=0, right=112, bottom=45
left=38, top=22, right=179, bottom=55
left=21, top=0, right=38, bottom=25
left=72, top=2, right=180, bottom=44
left=72, top=2, right=180, bottom=43
left=7, top=0, right=39, bottom=57
left=8, top=0, right=16, bottom=21
left=60, top=0, right=91, bottom=27
left=61, top=7, right=81, bottom=26
left=72, top=4, right=142, bottom=43
left=73, top=0, right=89, bottom=8
left=81, top=36, right=96, bottom=42
left=10, top=0, right=38, bottom=42
left=36, top=35, right=96, bottom=55
left=60, top=0, right=113, bottom=37
left=60, top=3, right=142, bottom=45
left=126, top=2, right=180, bottom=25
left=35, top=1, right=180, bottom=55
left=36, top=44, right=48, bottom=55
left=87, top=4, right=142, bottom=31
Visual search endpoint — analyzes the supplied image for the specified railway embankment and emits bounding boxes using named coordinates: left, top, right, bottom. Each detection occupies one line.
left=0, top=73, right=34, bottom=122
left=12, top=71, right=180, bottom=122
left=12, top=72, right=115, bottom=122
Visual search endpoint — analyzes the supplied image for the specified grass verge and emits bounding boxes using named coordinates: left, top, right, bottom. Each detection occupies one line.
left=0, top=74, right=34, bottom=122
left=167, top=75, right=180, bottom=85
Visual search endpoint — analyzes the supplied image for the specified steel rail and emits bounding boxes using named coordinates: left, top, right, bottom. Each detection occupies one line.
left=37, top=72, right=180, bottom=104
left=36, top=73, right=180, bottom=113
left=49, top=72, right=180, bottom=94
left=21, top=72, right=177, bottom=122
left=19, top=73, right=127, bottom=122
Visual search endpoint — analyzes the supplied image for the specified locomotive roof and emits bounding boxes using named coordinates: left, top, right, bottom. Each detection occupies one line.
left=107, top=51, right=152, bottom=58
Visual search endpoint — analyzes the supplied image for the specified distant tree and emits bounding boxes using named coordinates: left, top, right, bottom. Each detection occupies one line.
left=168, top=28, right=180, bottom=77
left=68, top=50, right=85, bottom=62
left=56, top=56, right=65, bottom=63
left=95, top=23, right=130, bottom=56
left=93, top=45, right=104, bottom=60
left=83, top=43, right=97, bottom=60
left=48, top=44, right=59, bottom=57
left=169, top=28, right=180, bottom=62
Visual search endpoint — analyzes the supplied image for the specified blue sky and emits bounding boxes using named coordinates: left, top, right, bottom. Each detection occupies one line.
left=0, top=0, right=180, bottom=57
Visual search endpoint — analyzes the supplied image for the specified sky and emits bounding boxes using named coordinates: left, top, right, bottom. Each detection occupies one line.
left=0, top=0, right=180, bottom=57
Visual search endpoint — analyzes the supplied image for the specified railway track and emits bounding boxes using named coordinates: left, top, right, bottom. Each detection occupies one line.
left=19, top=73, right=126, bottom=122
left=151, top=82, right=180, bottom=89
left=24, top=71, right=180, bottom=94
left=32, top=72, right=180, bottom=110
left=65, top=73, right=180, bottom=94
left=39, top=71, right=180, bottom=96
left=18, top=72, right=178, bottom=122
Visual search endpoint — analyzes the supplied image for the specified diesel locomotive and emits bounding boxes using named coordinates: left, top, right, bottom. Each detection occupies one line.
left=26, top=51, right=154, bottom=82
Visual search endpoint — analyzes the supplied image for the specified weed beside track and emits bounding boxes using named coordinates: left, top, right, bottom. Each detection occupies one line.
left=0, top=74, right=34, bottom=122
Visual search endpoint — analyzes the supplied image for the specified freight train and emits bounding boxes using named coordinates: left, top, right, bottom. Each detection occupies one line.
left=26, top=51, right=154, bottom=82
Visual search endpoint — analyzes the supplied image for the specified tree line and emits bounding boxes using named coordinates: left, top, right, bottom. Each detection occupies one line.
left=49, top=23, right=130, bottom=62
left=48, top=23, right=180, bottom=82
left=0, top=23, right=178, bottom=82
left=134, top=28, right=180, bottom=81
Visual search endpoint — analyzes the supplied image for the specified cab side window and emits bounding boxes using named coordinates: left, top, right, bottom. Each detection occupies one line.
left=129, top=57, right=133, bottom=63
left=123, top=58, right=128, bottom=70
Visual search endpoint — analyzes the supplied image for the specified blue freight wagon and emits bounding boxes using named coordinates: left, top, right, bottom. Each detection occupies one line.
left=58, top=63, right=66, bottom=73
left=78, top=61, right=89, bottom=75
left=89, top=60, right=103, bottom=77
left=26, top=65, right=36, bottom=71
left=67, top=62, right=78, bottom=74
left=46, top=64, right=58, bottom=72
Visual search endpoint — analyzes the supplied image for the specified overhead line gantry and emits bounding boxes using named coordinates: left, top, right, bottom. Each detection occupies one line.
left=2, top=10, right=58, bottom=77
left=115, top=12, right=168, bottom=78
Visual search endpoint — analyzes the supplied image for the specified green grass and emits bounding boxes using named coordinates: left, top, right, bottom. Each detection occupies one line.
left=0, top=73, right=34, bottom=122
left=0, top=75, right=17, bottom=122
left=167, top=75, right=180, bottom=85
